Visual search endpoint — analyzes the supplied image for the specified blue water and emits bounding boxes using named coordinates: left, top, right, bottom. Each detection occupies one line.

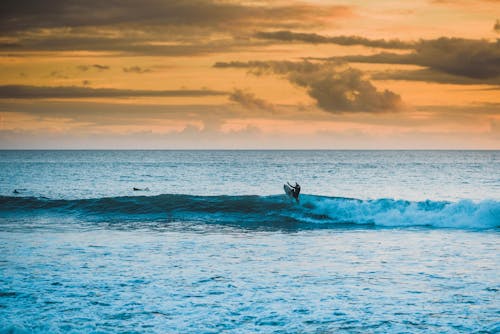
left=0, top=150, right=499, bottom=333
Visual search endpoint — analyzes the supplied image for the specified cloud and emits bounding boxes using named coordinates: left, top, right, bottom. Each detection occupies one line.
left=77, top=65, right=90, bottom=72
left=1, top=100, right=498, bottom=149
left=253, top=31, right=500, bottom=83
left=495, top=20, right=500, bottom=32
left=408, top=38, right=500, bottom=79
left=77, top=64, right=110, bottom=71
left=0, top=85, right=227, bottom=99
left=329, top=37, right=500, bottom=81
left=255, top=31, right=413, bottom=49
left=0, top=1, right=351, bottom=56
left=218, top=35, right=497, bottom=85
left=372, top=69, right=500, bottom=85
left=0, top=100, right=230, bottom=124
left=290, top=67, right=402, bottom=113
left=216, top=61, right=402, bottom=113
left=229, top=89, right=274, bottom=110
left=0, top=126, right=267, bottom=149
left=415, top=103, right=500, bottom=116
left=2, top=34, right=271, bottom=56
left=49, top=70, right=68, bottom=79
left=0, top=99, right=269, bottom=149
left=3, top=108, right=498, bottom=149
left=0, top=1, right=351, bottom=32
left=123, top=66, right=152, bottom=74
left=92, top=64, right=109, bottom=71
left=214, top=60, right=325, bottom=75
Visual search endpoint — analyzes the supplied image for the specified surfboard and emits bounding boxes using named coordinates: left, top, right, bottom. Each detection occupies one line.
left=284, top=184, right=294, bottom=198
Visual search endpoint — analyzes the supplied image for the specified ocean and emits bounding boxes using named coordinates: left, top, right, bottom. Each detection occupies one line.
left=0, top=150, right=499, bottom=333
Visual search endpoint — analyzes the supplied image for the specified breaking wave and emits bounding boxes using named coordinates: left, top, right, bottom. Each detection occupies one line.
left=0, top=194, right=499, bottom=230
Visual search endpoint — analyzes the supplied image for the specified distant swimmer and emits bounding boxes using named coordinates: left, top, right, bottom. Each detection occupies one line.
left=133, top=187, right=150, bottom=191
left=286, top=182, right=301, bottom=203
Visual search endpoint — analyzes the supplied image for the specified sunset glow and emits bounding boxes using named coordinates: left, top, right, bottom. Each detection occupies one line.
left=0, top=0, right=499, bottom=148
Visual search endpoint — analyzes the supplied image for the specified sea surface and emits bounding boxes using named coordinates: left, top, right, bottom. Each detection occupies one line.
left=0, top=150, right=499, bottom=333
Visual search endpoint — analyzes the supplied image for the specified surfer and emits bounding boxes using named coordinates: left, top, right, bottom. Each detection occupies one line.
left=287, top=182, right=301, bottom=203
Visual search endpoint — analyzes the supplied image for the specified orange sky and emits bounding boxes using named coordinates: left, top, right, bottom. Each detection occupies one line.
left=0, top=0, right=499, bottom=148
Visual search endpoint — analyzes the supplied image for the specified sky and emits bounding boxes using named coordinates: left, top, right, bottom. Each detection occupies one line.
left=0, top=0, right=499, bottom=149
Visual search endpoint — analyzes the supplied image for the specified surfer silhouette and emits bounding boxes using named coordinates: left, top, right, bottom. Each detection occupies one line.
left=287, top=182, right=301, bottom=203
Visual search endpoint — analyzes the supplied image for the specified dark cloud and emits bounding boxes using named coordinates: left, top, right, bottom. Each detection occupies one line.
left=0, top=0, right=349, bottom=33
left=255, top=31, right=413, bottom=49
left=216, top=61, right=402, bottom=113
left=322, top=37, right=500, bottom=81
left=92, top=64, right=109, bottom=71
left=0, top=85, right=227, bottom=99
left=290, top=67, right=402, bottom=113
left=2, top=34, right=271, bottom=56
left=0, top=0, right=351, bottom=55
left=405, top=37, right=500, bottom=79
left=252, top=31, right=500, bottom=84
left=326, top=52, right=413, bottom=65
left=229, top=89, right=274, bottom=110
left=372, top=68, right=500, bottom=85
left=495, top=20, right=500, bottom=32
left=123, top=66, right=152, bottom=74
left=214, top=60, right=325, bottom=74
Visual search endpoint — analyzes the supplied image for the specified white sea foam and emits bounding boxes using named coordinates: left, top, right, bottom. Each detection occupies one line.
left=303, top=196, right=500, bottom=229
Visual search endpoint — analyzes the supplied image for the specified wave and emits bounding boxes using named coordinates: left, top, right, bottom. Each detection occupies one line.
left=0, top=194, right=499, bottom=230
